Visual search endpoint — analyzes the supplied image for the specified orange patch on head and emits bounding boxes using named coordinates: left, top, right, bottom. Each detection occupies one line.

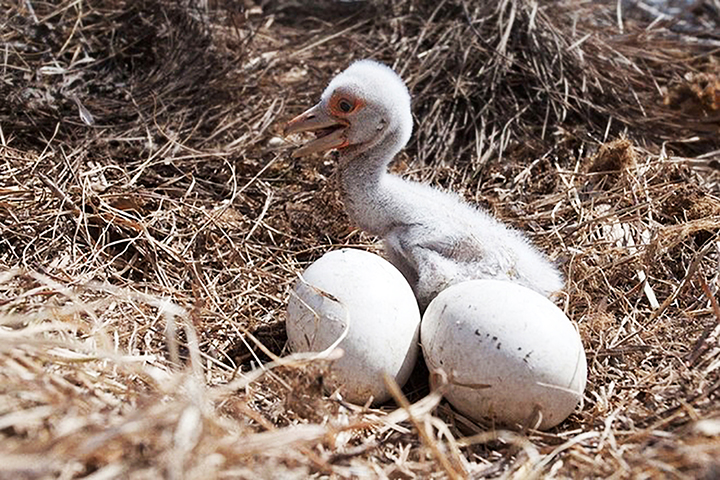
left=329, top=93, right=365, bottom=116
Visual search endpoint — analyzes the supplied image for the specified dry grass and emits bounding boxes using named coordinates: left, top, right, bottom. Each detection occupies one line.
left=1, top=0, right=720, bottom=478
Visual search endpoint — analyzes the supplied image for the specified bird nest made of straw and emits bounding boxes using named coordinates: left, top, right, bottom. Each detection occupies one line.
left=1, top=0, right=720, bottom=478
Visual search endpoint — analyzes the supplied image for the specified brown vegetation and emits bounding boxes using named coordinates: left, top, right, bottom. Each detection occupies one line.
left=1, top=0, right=719, bottom=477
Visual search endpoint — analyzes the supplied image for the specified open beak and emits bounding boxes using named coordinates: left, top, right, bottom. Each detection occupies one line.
left=283, top=104, right=349, bottom=158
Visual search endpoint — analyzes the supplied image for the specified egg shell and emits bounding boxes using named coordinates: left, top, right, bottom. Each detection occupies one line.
left=286, top=248, right=421, bottom=405
left=421, top=279, right=586, bottom=430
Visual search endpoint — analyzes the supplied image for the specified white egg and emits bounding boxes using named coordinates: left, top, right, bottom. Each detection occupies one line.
left=286, top=248, right=421, bottom=405
left=421, top=279, right=586, bottom=430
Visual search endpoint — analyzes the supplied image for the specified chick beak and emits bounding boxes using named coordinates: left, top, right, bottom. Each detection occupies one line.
left=283, top=104, right=349, bottom=158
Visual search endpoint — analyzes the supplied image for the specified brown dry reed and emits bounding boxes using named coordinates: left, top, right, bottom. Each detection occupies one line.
left=1, top=0, right=720, bottom=478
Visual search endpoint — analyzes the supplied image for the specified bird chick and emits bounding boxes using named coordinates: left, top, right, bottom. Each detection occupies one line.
left=284, top=60, right=563, bottom=310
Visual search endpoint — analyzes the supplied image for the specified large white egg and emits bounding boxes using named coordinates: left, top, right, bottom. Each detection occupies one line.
left=286, top=248, right=421, bottom=405
left=421, top=280, right=586, bottom=430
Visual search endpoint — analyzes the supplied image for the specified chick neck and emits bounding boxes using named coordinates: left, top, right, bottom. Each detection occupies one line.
left=338, top=127, right=412, bottom=237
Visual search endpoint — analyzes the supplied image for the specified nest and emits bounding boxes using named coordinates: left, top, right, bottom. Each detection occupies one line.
left=2, top=0, right=720, bottom=477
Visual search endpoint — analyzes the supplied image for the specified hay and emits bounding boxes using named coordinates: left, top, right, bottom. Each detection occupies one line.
left=2, top=0, right=720, bottom=477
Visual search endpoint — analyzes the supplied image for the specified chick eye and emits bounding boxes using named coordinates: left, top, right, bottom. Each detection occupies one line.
left=338, top=99, right=354, bottom=113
